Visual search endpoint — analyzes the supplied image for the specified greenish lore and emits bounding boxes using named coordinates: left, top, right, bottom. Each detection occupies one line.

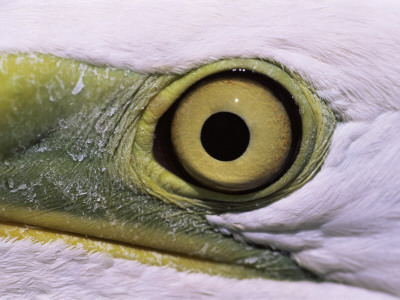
left=0, top=54, right=333, bottom=281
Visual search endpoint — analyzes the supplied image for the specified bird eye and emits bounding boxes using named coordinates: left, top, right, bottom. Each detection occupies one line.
left=170, top=71, right=298, bottom=193
left=133, top=59, right=335, bottom=211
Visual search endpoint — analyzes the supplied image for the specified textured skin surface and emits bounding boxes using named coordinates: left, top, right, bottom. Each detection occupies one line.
left=0, top=0, right=399, bottom=298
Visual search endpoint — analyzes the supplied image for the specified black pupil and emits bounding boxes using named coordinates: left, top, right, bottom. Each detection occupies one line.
left=201, top=112, right=250, bottom=161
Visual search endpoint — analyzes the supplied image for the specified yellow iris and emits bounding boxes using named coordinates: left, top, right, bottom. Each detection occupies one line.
left=171, top=75, right=292, bottom=192
left=133, top=59, right=334, bottom=210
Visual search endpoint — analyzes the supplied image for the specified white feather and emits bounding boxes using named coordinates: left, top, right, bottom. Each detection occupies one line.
left=0, top=0, right=399, bottom=121
left=0, top=0, right=399, bottom=298
left=208, top=112, right=400, bottom=295
left=0, top=238, right=396, bottom=300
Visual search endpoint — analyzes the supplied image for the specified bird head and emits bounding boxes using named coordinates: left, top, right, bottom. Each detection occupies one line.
left=0, top=1, right=399, bottom=298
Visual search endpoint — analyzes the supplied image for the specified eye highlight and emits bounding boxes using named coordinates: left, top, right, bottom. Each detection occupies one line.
left=132, top=59, right=335, bottom=211
left=171, top=72, right=296, bottom=193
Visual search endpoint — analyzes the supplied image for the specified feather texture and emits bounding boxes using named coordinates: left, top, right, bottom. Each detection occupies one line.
left=0, top=238, right=396, bottom=299
left=0, top=0, right=399, bottom=298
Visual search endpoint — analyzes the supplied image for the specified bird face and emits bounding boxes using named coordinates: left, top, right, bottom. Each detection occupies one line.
left=0, top=1, right=399, bottom=298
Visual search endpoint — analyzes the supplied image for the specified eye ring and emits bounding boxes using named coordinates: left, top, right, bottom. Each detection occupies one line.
left=132, top=59, right=335, bottom=211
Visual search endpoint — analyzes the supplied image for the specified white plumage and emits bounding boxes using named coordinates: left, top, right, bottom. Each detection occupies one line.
left=0, top=1, right=399, bottom=298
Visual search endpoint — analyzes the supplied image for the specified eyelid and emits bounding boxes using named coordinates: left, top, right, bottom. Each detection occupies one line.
left=132, top=59, right=336, bottom=212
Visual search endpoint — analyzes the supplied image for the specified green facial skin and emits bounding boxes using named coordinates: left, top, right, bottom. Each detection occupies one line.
left=0, top=53, right=324, bottom=281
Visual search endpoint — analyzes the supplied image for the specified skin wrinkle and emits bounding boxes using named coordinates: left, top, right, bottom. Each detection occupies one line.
left=110, top=76, right=150, bottom=157
left=0, top=0, right=399, bottom=298
left=0, top=55, right=317, bottom=286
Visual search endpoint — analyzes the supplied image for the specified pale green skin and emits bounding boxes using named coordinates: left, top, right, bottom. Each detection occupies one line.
left=0, top=54, right=328, bottom=281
